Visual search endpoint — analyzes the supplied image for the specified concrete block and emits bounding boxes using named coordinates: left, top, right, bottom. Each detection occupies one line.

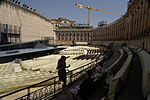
left=147, top=94, right=150, bottom=100
left=138, top=50, right=150, bottom=97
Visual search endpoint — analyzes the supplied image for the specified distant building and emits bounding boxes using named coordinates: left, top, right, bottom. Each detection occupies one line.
left=55, top=24, right=93, bottom=45
left=0, top=0, right=54, bottom=44
left=50, top=17, right=76, bottom=29
left=97, top=21, right=107, bottom=28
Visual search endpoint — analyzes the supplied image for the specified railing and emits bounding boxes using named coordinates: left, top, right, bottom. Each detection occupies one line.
left=0, top=57, right=102, bottom=100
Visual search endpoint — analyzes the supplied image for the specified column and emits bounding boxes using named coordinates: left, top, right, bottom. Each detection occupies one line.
left=128, top=13, right=133, bottom=40
left=134, top=11, right=138, bottom=38
left=143, top=0, right=148, bottom=35
left=139, top=5, right=143, bottom=38
left=140, top=1, right=145, bottom=37
left=136, top=7, right=140, bottom=39
left=125, top=16, right=128, bottom=40
left=149, top=0, right=150, bottom=34
left=132, top=12, right=135, bottom=39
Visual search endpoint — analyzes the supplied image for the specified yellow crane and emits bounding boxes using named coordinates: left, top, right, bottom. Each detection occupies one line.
left=75, top=4, right=119, bottom=25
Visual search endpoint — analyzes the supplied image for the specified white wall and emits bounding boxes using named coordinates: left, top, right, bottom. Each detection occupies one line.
left=0, top=1, right=54, bottom=42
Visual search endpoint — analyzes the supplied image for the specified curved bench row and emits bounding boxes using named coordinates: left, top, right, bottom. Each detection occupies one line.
left=106, top=47, right=124, bottom=84
left=131, top=46, right=150, bottom=99
left=107, top=47, right=132, bottom=100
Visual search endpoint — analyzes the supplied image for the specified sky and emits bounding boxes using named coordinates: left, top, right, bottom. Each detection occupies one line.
left=19, top=0, right=129, bottom=27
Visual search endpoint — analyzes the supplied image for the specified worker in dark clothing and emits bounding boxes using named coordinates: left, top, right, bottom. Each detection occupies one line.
left=57, top=56, right=70, bottom=91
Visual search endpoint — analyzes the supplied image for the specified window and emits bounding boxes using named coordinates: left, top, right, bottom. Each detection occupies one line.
left=64, top=37, right=66, bottom=40
left=89, top=38, right=91, bottom=40
left=9, top=25, right=13, bottom=33
left=0, top=23, right=2, bottom=31
left=89, top=33, right=91, bottom=36
left=57, top=33, right=60, bottom=36
left=68, top=37, right=70, bottom=40
left=72, top=33, right=75, bottom=36
left=61, top=37, right=64, bottom=40
left=79, top=33, right=82, bottom=36
left=84, top=33, right=86, bottom=37
left=1, top=24, right=5, bottom=31
left=4, top=24, right=8, bottom=32
left=71, top=37, right=75, bottom=40
left=68, top=33, right=70, bottom=36
left=63, top=33, right=65, bottom=36
left=66, top=33, right=68, bottom=36
left=14, top=26, right=17, bottom=33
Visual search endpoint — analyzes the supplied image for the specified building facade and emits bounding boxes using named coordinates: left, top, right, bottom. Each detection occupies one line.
left=0, top=0, right=54, bottom=44
left=94, top=0, right=150, bottom=51
left=55, top=24, right=93, bottom=45
left=51, top=17, right=76, bottom=29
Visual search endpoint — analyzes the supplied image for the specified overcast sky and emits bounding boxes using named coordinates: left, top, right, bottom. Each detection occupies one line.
left=19, top=0, right=129, bottom=27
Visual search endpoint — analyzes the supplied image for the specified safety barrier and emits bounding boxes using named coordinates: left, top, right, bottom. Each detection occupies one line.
left=148, top=94, right=150, bottom=100
left=133, top=48, right=150, bottom=98
left=107, top=47, right=132, bottom=100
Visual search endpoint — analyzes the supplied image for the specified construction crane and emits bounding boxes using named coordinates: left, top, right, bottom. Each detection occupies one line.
left=75, top=4, right=119, bottom=25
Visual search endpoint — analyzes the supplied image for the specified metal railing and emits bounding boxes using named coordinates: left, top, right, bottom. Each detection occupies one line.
left=0, top=57, right=102, bottom=100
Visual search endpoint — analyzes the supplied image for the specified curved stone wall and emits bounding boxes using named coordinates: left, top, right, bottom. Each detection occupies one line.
left=94, top=0, right=150, bottom=51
